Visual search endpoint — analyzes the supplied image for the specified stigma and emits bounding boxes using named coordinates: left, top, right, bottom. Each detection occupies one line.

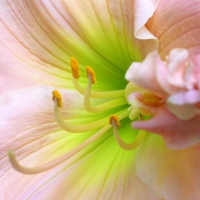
left=8, top=58, right=150, bottom=174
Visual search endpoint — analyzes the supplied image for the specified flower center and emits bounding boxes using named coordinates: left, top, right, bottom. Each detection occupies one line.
left=8, top=58, right=153, bottom=174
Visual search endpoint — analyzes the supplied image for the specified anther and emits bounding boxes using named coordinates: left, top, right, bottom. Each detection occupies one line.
left=52, top=90, right=63, bottom=108
left=109, top=116, right=121, bottom=128
left=70, top=57, right=80, bottom=79
left=86, top=66, right=96, bottom=84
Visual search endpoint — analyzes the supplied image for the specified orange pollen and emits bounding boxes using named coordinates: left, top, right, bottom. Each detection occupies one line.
left=142, top=93, right=162, bottom=106
left=86, top=66, right=96, bottom=84
left=52, top=90, right=63, bottom=108
left=109, top=116, right=121, bottom=128
left=70, top=57, right=80, bottom=79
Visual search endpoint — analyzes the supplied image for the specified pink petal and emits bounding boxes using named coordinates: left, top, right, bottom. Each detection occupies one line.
left=126, top=51, right=169, bottom=97
left=167, top=90, right=200, bottom=120
left=167, top=103, right=197, bottom=120
left=167, top=49, right=190, bottom=87
left=192, top=55, right=200, bottom=82
left=168, top=90, right=200, bottom=105
left=132, top=107, right=200, bottom=149
left=147, top=0, right=200, bottom=57
left=135, top=134, right=200, bottom=200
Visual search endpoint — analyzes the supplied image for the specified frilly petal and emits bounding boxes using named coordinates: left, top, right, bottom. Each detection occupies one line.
left=126, top=51, right=170, bottom=97
left=167, top=48, right=189, bottom=87
left=132, top=107, right=200, bottom=149
left=167, top=90, right=200, bottom=120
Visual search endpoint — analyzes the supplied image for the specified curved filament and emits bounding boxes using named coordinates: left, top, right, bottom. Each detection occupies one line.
left=8, top=124, right=111, bottom=174
left=110, top=116, right=146, bottom=150
left=8, top=110, right=129, bottom=174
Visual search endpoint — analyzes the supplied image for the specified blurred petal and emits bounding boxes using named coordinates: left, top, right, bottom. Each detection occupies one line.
left=167, top=90, right=200, bottom=120
left=133, top=107, right=200, bottom=149
left=126, top=50, right=174, bottom=96
left=136, top=134, right=200, bottom=200
left=147, top=0, right=200, bottom=57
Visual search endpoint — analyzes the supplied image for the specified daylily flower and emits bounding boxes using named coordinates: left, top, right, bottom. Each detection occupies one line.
left=1, top=1, right=200, bottom=200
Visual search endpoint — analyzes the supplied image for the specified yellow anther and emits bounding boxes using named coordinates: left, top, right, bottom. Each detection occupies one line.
left=86, top=66, right=96, bottom=84
left=70, top=57, right=80, bottom=79
left=142, top=92, right=162, bottom=106
left=109, top=116, right=121, bottom=128
left=52, top=90, right=63, bottom=108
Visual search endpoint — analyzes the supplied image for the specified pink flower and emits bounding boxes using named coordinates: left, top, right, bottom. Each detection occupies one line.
left=1, top=0, right=200, bottom=200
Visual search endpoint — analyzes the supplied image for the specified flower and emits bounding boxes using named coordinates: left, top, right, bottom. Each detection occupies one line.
left=1, top=1, right=200, bottom=200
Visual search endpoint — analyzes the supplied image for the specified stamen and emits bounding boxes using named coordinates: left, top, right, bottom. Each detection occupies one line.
left=70, top=57, right=80, bottom=79
left=128, top=106, right=140, bottom=120
left=86, top=66, right=96, bottom=84
left=8, top=110, right=129, bottom=174
left=109, top=116, right=121, bottom=128
left=70, top=58, right=124, bottom=98
left=52, top=90, right=62, bottom=108
left=110, top=115, right=146, bottom=150
left=53, top=94, right=112, bottom=132
left=52, top=91, right=126, bottom=133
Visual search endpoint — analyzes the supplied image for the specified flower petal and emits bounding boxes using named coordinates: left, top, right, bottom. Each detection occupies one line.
left=132, top=107, right=200, bottom=149
left=167, top=48, right=190, bottom=88
left=167, top=89, right=200, bottom=120
left=147, top=0, right=200, bottom=57
left=135, top=134, right=200, bottom=200
left=134, top=0, right=160, bottom=54
left=126, top=51, right=171, bottom=97
left=0, top=0, right=158, bottom=91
